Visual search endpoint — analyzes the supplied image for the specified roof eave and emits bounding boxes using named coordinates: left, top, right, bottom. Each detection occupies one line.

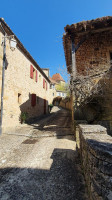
left=0, top=18, right=50, bottom=83
left=63, top=16, right=112, bottom=74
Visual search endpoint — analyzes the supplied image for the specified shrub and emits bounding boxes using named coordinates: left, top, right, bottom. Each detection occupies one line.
left=20, top=112, right=28, bottom=124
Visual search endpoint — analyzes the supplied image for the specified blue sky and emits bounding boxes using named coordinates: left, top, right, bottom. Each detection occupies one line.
left=0, top=0, right=112, bottom=81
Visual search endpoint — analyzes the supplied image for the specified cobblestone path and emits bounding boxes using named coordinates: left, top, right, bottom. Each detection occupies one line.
left=0, top=107, right=88, bottom=200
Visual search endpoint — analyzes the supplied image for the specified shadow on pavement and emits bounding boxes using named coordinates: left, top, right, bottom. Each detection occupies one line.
left=0, top=148, right=87, bottom=200
left=27, top=107, right=74, bottom=141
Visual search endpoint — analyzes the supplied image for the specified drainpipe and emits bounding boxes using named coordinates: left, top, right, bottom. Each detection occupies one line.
left=0, top=33, right=6, bottom=135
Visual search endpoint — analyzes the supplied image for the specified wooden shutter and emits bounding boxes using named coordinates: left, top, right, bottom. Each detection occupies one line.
left=30, top=65, right=33, bottom=79
left=31, top=94, right=36, bottom=107
left=36, top=71, right=38, bottom=82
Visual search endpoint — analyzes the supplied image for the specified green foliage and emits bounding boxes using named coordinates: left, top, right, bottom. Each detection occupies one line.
left=20, top=112, right=28, bottom=123
left=55, top=83, right=66, bottom=92
left=49, top=104, right=53, bottom=112
left=56, top=83, right=70, bottom=97
left=49, top=104, right=53, bottom=107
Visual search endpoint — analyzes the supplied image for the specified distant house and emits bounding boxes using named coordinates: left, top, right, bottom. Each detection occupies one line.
left=52, top=73, right=65, bottom=85
left=56, top=90, right=67, bottom=98
left=63, top=16, right=112, bottom=134
left=0, top=18, right=51, bottom=132
left=51, top=73, right=67, bottom=98
left=42, top=68, right=57, bottom=104
left=41, top=72, right=67, bottom=101
left=49, top=77, right=57, bottom=99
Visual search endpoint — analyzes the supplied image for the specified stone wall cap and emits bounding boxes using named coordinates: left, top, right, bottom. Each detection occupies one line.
left=85, top=135, right=112, bottom=161
left=79, top=124, right=107, bottom=134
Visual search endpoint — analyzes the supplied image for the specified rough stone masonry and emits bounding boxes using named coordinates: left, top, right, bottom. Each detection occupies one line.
left=77, top=124, right=112, bottom=200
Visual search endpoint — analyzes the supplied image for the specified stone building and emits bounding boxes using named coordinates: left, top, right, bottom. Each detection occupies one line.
left=52, top=73, right=67, bottom=98
left=0, top=18, right=51, bottom=132
left=42, top=68, right=57, bottom=104
left=49, top=77, right=57, bottom=101
left=63, top=16, right=112, bottom=134
left=52, top=73, right=65, bottom=85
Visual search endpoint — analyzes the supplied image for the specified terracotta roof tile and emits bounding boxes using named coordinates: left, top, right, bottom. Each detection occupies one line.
left=64, top=16, right=112, bottom=35
left=52, top=73, right=65, bottom=82
left=49, top=77, right=57, bottom=84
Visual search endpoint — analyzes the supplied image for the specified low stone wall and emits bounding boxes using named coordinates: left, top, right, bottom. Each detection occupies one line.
left=76, top=124, right=112, bottom=200
left=59, top=97, right=72, bottom=111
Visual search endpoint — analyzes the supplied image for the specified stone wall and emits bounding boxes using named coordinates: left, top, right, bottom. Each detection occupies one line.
left=75, top=31, right=112, bottom=73
left=59, top=97, right=72, bottom=111
left=76, top=124, right=112, bottom=200
left=0, top=31, right=52, bottom=131
left=74, top=31, right=112, bottom=135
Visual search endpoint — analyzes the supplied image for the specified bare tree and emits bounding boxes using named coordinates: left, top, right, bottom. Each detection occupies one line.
left=70, top=57, right=112, bottom=107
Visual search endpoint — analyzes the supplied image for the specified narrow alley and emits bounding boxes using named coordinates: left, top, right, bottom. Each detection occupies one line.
left=0, top=107, right=88, bottom=200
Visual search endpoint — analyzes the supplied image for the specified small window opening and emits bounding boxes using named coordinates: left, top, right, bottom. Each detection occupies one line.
left=18, top=93, right=22, bottom=104
left=33, top=68, right=36, bottom=81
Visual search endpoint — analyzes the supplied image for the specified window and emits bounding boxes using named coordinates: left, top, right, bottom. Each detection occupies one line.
left=39, top=74, right=41, bottom=80
left=33, top=68, right=36, bottom=80
left=30, top=65, right=33, bottom=79
left=36, top=70, right=38, bottom=82
left=46, top=82, right=47, bottom=90
left=33, top=68, right=38, bottom=82
left=18, top=93, right=22, bottom=104
left=50, top=84, right=55, bottom=89
left=43, top=78, right=45, bottom=88
left=62, top=93, right=64, bottom=97
left=30, top=65, right=38, bottom=82
left=53, top=93, right=54, bottom=96
left=31, top=94, right=36, bottom=107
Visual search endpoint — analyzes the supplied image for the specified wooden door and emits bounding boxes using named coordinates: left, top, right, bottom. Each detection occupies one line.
left=44, top=99, right=46, bottom=114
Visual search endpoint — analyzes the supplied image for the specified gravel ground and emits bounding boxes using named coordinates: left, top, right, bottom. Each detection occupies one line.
left=0, top=107, right=88, bottom=200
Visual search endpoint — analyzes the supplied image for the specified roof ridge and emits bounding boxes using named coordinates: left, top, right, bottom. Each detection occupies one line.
left=52, top=73, right=65, bottom=82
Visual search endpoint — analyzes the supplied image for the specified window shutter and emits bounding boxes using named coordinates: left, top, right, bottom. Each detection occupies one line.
left=43, top=78, right=45, bottom=88
left=36, top=71, right=38, bottom=82
left=31, top=94, right=36, bottom=107
left=30, top=65, right=33, bottom=79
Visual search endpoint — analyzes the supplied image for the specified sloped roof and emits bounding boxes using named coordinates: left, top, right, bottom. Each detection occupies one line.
left=64, top=16, right=112, bottom=36
left=63, top=16, right=112, bottom=73
left=0, top=18, right=50, bottom=83
left=49, top=77, right=57, bottom=84
left=52, top=73, right=65, bottom=82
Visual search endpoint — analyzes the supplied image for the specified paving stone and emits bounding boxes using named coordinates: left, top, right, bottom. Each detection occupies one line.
left=0, top=107, right=88, bottom=200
